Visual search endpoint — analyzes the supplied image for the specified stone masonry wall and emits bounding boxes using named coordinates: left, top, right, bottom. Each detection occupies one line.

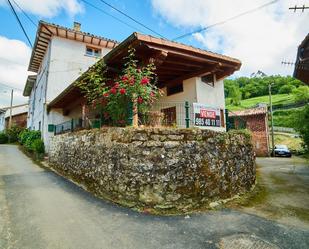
left=49, top=128, right=255, bottom=211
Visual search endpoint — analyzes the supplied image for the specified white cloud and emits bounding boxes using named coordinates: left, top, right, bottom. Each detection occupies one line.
left=0, top=36, right=31, bottom=107
left=151, top=0, right=309, bottom=76
left=0, top=0, right=83, bottom=18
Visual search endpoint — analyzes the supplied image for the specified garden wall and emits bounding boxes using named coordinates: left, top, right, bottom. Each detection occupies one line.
left=48, top=127, right=255, bottom=211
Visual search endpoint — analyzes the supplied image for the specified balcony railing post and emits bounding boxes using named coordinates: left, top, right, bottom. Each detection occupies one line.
left=225, top=109, right=229, bottom=131
left=71, top=119, right=74, bottom=132
left=185, top=101, right=190, bottom=128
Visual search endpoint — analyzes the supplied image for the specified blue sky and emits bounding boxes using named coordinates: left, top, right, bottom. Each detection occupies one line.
left=0, top=0, right=308, bottom=107
left=0, top=0, right=199, bottom=50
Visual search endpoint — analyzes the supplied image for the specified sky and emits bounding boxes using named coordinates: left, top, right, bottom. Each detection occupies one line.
left=0, top=0, right=308, bottom=108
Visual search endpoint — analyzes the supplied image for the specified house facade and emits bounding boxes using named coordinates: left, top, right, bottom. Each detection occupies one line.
left=24, top=23, right=241, bottom=152
left=23, top=21, right=118, bottom=150
left=229, top=107, right=269, bottom=156
left=48, top=33, right=241, bottom=136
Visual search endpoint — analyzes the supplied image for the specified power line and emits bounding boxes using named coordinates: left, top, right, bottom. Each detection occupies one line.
left=0, top=82, right=23, bottom=91
left=6, top=0, right=32, bottom=47
left=80, top=0, right=144, bottom=33
left=289, top=5, right=309, bottom=12
left=11, top=0, right=38, bottom=27
left=97, top=0, right=167, bottom=39
left=173, top=0, right=279, bottom=41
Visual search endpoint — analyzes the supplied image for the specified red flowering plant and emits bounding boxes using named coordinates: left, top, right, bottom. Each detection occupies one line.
left=76, top=48, right=161, bottom=127
left=101, top=48, right=161, bottom=126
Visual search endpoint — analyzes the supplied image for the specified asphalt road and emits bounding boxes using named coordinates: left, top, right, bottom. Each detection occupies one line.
left=0, top=144, right=308, bottom=249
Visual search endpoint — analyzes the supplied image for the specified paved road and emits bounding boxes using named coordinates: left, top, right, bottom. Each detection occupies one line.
left=0, top=145, right=308, bottom=249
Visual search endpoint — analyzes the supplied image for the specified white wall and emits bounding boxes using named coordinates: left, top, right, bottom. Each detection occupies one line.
left=0, top=112, right=5, bottom=131
left=47, top=37, right=110, bottom=102
left=156, top=76, right=226, bottom=131
left=154, top=78, right=196, bottom=128
left=27, top=36, right=113, bottom=150
left=27, top=43, right=50, bottom=131
left=195, top=77, right=226, bottom=132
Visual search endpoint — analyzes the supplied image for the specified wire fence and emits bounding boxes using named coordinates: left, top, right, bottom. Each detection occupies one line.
left=140, top=101, right=194, bottom=128
left=54, top=118, right=83, bottom=135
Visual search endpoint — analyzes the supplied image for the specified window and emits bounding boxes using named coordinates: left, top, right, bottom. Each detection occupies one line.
left=167, top=83, right=183, bottom=96
left=86, top=46, right=101, bottom=57
left=201, top=74, right=215, bottom=87
left=161, top=106, right=176, bottom=126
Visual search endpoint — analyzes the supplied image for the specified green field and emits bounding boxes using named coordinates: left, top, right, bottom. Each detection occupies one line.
left=272, top=107, right=304, bottom=128
left=226, top=94, right=295, bottom=111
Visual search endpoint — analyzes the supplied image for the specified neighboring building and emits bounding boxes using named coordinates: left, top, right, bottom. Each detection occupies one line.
left=48, top=32, right=241, bottom=135
left=5, top=104, right=28, bottom=129
left=229, top=107, right=269, bottom=156
left=23, top=21, right=118, bottom=150
left=0, top=108, right=6, bottom=131
left=0, top=104, right=28, bottom=131
left=294, top=33, right=309, bottom=85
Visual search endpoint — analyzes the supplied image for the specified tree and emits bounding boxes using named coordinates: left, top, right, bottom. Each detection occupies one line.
left=229, top=85, right=242, bottom=106
left=293, top=105, right=309, bottom=153
left=279, top=84, right=296, bottom=94
left=292, top=85, right=309, bottom=103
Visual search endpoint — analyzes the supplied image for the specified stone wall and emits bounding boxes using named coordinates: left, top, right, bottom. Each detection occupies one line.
left=49, top=128, right=255, bottom=211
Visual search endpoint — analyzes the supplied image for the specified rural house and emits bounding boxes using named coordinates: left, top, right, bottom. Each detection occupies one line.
left=23, top=22, right=241, bottom=151
left=23, top=21, right=118, bottom=149
left=48, top=33, right=241, bottom=142
left=229, top=107, right=269, bottom=156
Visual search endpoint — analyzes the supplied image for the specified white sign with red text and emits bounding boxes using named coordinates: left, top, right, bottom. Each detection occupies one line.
left=193, top=103, right=221, bottom=127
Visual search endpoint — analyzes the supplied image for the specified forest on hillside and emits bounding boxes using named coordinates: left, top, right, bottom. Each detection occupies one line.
left=224, top=75, right=309, bottom=106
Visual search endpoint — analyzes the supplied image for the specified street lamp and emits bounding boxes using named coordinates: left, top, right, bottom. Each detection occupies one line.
left=269, top=83, right=275, bottom=156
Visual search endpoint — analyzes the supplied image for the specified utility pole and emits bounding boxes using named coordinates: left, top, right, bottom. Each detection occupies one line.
left=8, top=89, right=14, bottom=129
left=269, top=83, right=275, bottom=156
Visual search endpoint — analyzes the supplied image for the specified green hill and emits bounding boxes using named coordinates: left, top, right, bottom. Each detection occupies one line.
left=226, top=94, right=295, bottom=111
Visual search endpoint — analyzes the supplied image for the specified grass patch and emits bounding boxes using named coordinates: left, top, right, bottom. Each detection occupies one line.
left=273, top=133, right=303, bottom=152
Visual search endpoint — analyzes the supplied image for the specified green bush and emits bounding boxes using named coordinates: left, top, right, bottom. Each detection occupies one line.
left=6, top=126, right=24, bottom=143
left=18, top=130, right=42, bottom=151
left=31, top=139, right=45, bottom=154
left=0, top=132, right=8, bottom=144
left=278, top=84, right=295, bottom=94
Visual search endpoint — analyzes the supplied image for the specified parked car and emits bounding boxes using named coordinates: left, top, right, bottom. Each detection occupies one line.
left=274, top=145, right=292, bottom=157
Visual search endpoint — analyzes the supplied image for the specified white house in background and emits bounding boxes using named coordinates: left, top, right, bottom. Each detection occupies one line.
left=0, top=104, right=28, bottom=131
left=0, top=108, right=6, bottom=131
left=23, top=21, right=118, bottom=150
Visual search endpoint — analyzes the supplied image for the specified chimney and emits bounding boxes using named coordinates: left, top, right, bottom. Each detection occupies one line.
left=73, top=22, right=81, bottom=31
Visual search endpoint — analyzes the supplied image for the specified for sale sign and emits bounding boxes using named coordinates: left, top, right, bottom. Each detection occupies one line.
left=193, top=103, right=221, bottom=127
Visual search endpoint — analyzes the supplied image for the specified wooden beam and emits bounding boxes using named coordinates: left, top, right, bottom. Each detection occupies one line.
left=163, top=59, right=205, bottom=68
left=148, top=50, right=168, bottom=67
left=168, top=63, right=221, bottom=85
left=145, top=44, right=238, bottom=69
